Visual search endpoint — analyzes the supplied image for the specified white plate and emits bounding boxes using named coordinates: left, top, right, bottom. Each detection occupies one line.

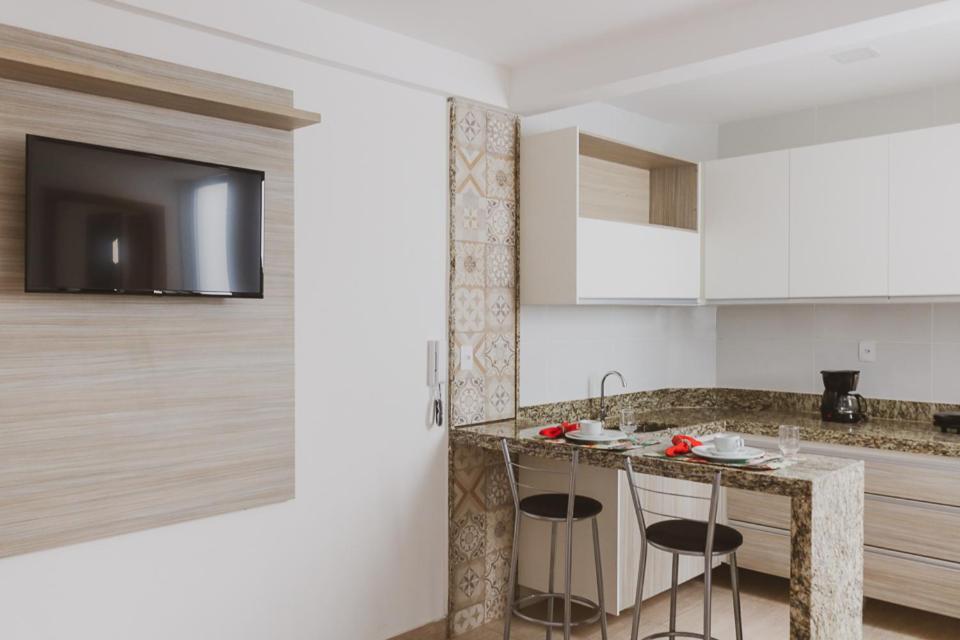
left=691, top=444, right=765, bottom=462
left=565, top=429, right=627, bottom=443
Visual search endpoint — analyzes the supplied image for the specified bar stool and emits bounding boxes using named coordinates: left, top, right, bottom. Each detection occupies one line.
left=500, top=439, right=609, bottom=640
left=623, top=458, right=743, bottom=640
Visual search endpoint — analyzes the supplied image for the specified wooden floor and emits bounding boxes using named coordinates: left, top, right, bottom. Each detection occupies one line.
left=459, top=568, right=960, bottom=639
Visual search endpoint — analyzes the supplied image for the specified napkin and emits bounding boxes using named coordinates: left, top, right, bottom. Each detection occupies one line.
left=665, top=434, right=703, bottom=457
left=539, top=421, right=580, bottom=439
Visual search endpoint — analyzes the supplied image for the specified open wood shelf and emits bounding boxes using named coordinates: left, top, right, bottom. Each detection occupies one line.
left=0, top=43, right=321, bottom=131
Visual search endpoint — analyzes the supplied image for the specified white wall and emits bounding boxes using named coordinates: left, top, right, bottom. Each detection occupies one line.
left=718, top=80, right=960, bottom=157
left=0, top=2, right=486, bottom=639
left=518, top=104, right=719, bottom=407
left=717, top=304, right=960, bottom=404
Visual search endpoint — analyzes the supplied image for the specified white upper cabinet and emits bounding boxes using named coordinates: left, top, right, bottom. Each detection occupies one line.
left=520, top=127, right=700, bottom=305
left=702, top=151, right=789, bottom=300
left=788, top=136, right=889, bottom=298
left=889, top=123, right=960, bottom=297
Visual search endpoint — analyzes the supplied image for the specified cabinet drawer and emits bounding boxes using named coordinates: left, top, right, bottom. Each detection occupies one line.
left=865, top=548, right=960, bottom=619
left=727, top=488, right=790, bottom=529
left=732, top=520, right=960, bottom=618
left=742, top=436, right=960, bottom=506
left=864, top=455, right=960, bottom=507
left=865, top=496, right=960, bottom=564
left=729, top=488, right=960, bottom=564
left=732, top=521, right=790, bottom=579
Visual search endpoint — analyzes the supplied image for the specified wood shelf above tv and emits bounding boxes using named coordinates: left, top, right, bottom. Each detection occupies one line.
left=0, top=25, right=321, bottom=131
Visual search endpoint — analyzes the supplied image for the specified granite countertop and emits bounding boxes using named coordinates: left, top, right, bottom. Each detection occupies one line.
left=453, top=405, right=960, bottom=460
left=630, top=407, right=960, bottom=457
left=451, top=419, right=862, bottom=496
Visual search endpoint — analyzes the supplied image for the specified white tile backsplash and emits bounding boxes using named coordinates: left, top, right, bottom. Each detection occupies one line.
left=523, top=302, right=960, bottom=407
left=520, top=305, right=718, bottom=405
left=932, top=342, right=960, bottom=404
left=813, top=304, right=931, bottom=342
left=932, top=304, right=960, bottom=343
left=717, top=338, right=815, bottom=393
left=718, top=303, right=960, bottom=404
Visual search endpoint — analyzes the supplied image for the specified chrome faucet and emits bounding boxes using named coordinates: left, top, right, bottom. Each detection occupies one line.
left=599, top=370, right=626, bottom=423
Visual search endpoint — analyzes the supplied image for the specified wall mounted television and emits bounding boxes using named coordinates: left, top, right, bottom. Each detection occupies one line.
left=25, top=135, right=265, bottom=297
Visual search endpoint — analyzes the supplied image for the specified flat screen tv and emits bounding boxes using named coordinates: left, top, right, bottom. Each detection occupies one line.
left=25, top=135, right=264, bottom=297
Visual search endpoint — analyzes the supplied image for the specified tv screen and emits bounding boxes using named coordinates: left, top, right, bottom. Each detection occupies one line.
left=25, top=135, right=264, bottom=297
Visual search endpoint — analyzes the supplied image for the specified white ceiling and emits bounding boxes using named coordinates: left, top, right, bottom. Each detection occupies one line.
left=608, top=16, right=960, bottom=124
left=303, top=0, right=751, bottom=66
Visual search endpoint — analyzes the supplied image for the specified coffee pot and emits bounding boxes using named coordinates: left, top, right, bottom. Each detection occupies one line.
left=820, top=370, right=868, bottom=423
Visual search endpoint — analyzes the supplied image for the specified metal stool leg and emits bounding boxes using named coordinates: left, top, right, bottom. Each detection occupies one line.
left=591, top=518, right=608, bottom=640
left=503, top=512, right=521, bottom=640
left=546, top=523, right=557, bottom=640
left=563, top=518, right=574, bottom=640
left=630, top=543, right=647, bottom=640
left=669, top=553, right=679, bottom=633
left=703, top=556, right=713, bottom=640
left=730, top=554, right=743, bottom=640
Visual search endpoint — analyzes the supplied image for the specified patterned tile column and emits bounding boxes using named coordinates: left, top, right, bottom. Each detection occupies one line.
left=448, top=98, right=520, bottom=636
left=448, top=98, right=519, bottom=427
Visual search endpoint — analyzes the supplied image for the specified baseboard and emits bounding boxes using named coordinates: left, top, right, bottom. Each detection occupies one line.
left=387, top=618, right=447, bottom=640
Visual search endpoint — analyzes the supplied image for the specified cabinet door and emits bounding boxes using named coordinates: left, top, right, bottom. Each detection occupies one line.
left=702, top=151, right=789, bottom=299
left=889, top=123, right=960, bottom=296
left=577, top=218, right=699, bottom=301
left=789, top=137, right=889, bottom=298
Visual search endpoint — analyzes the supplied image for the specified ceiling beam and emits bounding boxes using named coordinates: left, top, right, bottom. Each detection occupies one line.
left=510, top=0, right=959, bottom=114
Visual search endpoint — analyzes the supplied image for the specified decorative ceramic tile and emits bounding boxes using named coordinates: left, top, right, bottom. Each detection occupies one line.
left=452, top=463, right=486, bottom=518
left=485, top=243, right=515, bottom=289
left=452, top=443, right=486, bottom=472
left=484, top=463, right=512, bottom=510
left=452, top=559, right=485, bottom=607
left=485, top=155, right=516, bottom=202
left=485, top=375, right=514, bottom=421
left=452, top=510, right=487, bottom=566
left=485, top=198, right=516, bottom=245
left=453, top=288, right=485, bottom=333
left=452, top=370, right=485, bottom=426
left=454, top=189, right=485, bottom=243
left=483, top=547, right=513, bottom=623
left=450, top=602, right=485, bottom=636
left=486, top=288, right=515, bottom=331
left=455, top=147, right=485, bottom=208
left=455, top=107, right=485, bottom=150
left=486, top=110, right=516, bottom=157
left=485, top=505, right=514, bottom=553
left=480, top=332, right=515, bottom=378
left=453, top=241, right=485, bottom=288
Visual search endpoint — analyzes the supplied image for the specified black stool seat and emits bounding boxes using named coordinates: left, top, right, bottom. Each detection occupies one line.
left=518, top=493, right=603, bottom=520
left=646, top=519, right=743, bottom=555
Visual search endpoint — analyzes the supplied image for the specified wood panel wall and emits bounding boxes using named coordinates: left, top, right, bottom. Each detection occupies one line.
left=0, top=36, right=294, bottom=557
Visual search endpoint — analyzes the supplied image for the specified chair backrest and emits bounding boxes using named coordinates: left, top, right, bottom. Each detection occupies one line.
left=500, top=438, right=580, bottom=523
left=623, top=457, right=722, bottom=556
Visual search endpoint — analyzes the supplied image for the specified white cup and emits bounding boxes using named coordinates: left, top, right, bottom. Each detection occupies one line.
left=714, top=433, right=744, bottom=453
left=580, top=420, right=603, bottom=436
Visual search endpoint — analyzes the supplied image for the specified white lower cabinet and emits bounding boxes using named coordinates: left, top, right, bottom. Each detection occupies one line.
left=517, top=457, right=718, bottom=615
left=727, top=437, right=960, bottom=619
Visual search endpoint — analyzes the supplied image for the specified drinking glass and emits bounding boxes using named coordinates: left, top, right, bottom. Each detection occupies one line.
left=779, top=425, right=800, bottom=459
left=620, top=408, right=638, bottom=437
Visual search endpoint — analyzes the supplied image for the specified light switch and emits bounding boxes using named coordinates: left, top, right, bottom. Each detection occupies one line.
left=460, top=345, right=474, bottom=370
left=859, top=340, right=877, bottom=363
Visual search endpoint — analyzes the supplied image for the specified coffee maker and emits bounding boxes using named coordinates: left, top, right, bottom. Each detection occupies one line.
left=820, top=370, right=868, bottom=423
